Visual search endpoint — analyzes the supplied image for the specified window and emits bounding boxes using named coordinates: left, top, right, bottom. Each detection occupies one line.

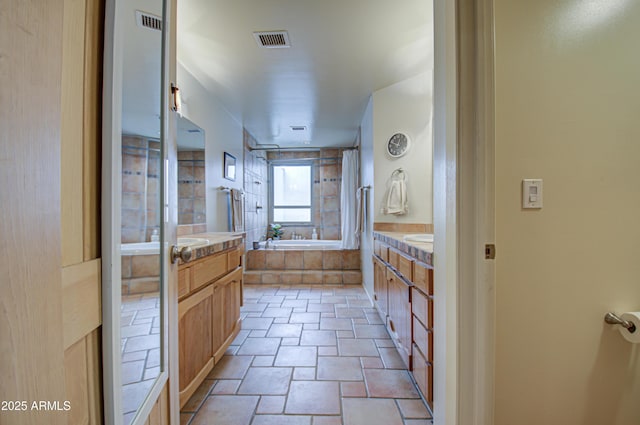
left=271, top=163, right=312, bottom=223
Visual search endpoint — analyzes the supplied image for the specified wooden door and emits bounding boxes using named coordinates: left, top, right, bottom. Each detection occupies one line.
left=0, top=2, right=67, bottom=424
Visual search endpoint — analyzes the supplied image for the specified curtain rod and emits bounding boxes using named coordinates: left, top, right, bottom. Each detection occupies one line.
left=249, top=146, right=359, bottom=152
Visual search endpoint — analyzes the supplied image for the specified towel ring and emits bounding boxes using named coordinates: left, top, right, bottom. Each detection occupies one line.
left=391, top=168, right=406, bottom=179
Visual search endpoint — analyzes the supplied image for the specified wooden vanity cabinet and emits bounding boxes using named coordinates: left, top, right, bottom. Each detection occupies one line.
left=386, top=268, right=412, bottom=369
left=373, top=256, right=389, bottom=318
left=177, top=245, right=243, bottom=408
left=373, top=235, right=434, bottom=409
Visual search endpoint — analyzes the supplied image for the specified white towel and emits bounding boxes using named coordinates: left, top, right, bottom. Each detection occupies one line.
left=231, top=189, right=244, bottom=232
left=383, top=179, right=408, bottom=215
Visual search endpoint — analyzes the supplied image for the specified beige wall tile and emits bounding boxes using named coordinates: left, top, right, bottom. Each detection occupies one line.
left=266, top=251, right=285, bottom=269
left=303, top=251, right=323, bottom=269
left=323, top=252, right=342, bottom=270
left=285, top=251, right=304, bottom=269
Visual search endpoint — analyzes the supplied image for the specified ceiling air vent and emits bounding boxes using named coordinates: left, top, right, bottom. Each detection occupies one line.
left=253, top=31, right=291, bottom=48
left=136, top=10, right=162, bottom=31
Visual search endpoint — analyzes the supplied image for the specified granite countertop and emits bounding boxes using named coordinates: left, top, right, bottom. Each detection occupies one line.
left=373, top=231, right=433, bottom=266
left=180, top=232, right=245, bottom=263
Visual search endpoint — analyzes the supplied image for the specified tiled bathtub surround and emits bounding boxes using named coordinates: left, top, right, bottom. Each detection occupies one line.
left=122, top=135, right=162, bottom=244
left=178, top=150, right=206, bottom=225
left=245, top=249, right=362, bottom=285
left=121, top=254, right=160, bottom=295
left=180, top=284, right=433, bottom=425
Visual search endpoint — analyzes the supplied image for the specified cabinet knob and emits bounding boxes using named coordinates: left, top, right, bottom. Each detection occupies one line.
left=170, top=245, right=193, bottom=264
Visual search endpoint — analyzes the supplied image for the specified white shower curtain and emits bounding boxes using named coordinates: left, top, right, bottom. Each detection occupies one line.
left=340, top=150, right=359, bottom=249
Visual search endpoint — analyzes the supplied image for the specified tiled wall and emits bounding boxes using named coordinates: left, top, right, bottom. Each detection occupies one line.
left=244, top=248, right=362, bottom=285
left=243, top=130, right=269, bottom=247
left=266, top=148, right=348, bottom=240
left=122, top=135, right=161, bottom=243
left=178, top=150, right=206, bottom=225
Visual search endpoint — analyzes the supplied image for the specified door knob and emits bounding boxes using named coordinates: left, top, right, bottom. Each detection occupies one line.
left=170, top=245, right=192, bottom=264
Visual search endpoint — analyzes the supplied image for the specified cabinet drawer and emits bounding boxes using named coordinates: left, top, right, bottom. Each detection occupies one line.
left=398, top=253, right=413, bottom=282
left=178, top=266, right=191, bottom=299
left=192, top=252, right=227, bottom=291
left=227, top=248, right=241, bottom=271
left=374, top=240, right=389, bottom=262
left=413, top=262, right=433, bottom=296
left=411, top=287, right=433, bottom=329
left=388, top=248, right=400, bottom=270
left=412, top=343, right=433, bottom=406
left=413, top=316, right=433, bottom=362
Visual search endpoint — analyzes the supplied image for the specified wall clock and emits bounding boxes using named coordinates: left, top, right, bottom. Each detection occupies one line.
left=386, top=132, right=411, bottom=158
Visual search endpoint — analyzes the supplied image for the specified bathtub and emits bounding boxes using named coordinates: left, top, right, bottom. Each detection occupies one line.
left=121, top=242, right=160, bottom=295
left=258, top=239, right=342, bottom=250
left=121, top=241, right=160, bottom=256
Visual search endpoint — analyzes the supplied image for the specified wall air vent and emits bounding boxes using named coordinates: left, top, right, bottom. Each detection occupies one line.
left=290, top=126, right=307, bottom=131
left=253, top=31, right=291, bottom=48
left=136, top=10, right=162, bottom=31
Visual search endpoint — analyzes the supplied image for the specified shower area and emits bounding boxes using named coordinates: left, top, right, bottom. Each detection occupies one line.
left=243, top=142, right=364, bottom=285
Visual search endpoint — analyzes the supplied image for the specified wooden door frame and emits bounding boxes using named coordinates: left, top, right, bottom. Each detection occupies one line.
left=433, top=0, right=495, bottom=424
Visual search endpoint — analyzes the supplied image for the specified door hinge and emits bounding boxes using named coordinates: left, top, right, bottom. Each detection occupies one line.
left=485, top=244, right=496, bottom=260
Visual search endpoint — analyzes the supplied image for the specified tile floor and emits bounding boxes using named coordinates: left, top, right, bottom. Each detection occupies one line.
left=180, top=284, right=433, bottom=425
left=121, top=293, right=161, bottom=424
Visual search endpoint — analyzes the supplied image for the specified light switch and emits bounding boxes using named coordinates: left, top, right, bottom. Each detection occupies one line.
left=522, top=179, right=543, bottom=209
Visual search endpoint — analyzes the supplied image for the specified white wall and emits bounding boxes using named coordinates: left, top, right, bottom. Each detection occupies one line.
left=177, top=63, right=244, bottom=232
left=372, top=72, right=433, bottom=225
left=494, top=1, right=640, bottom=424
left=359, top=97, right=375, bottom=297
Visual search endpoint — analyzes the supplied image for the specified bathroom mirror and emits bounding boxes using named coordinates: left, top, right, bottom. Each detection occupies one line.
left=103, top=0, right=169, bottom=424
left=177, top=116, right=206, bottom=225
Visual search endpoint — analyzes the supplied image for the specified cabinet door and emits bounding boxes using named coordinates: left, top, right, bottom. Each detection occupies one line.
left=386, top=269, right=411, bottom=368
left=178, top=285, right=214, bottom=395
left=373, top=257, right=388, bottom=318
left=212, top=268, right=242, bottom=361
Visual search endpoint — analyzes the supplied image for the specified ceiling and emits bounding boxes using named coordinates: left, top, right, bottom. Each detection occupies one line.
left=177, top=0, right=433, bottom=148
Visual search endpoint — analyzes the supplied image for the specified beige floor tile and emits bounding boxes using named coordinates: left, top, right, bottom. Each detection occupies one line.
left=237, top=338, right=281, bottom=355
left=335, top=308, right=365, bottom=319
left=396, top=399, right=432, bottom=419
left=404, top=420, right=433, bottom=425
left=237, top=367, right=292, bottom=395
left=285, top=381, right=340, bottom=415
left=211, top=379, right=241, bottom=394
left=360, top=357, right=384, bottom=369
left=306, top=303, right=336, bottom=313
left=293, top=367, right=316, bottom=380
left=252, top=355, right=275, bottom=367
left=190, top=395, right=259, bottom=425
left=320, top=318, right=353, bottom=330
left=337, top=330, right=355, bottom=338
left=353, top=324, right=389, bottom=339
left=282, top=299, right=308, bottom=308
left=182, top=379, right=216, bottom=412
left=378, top=347, right=406, bottom=369
left=241, top=317, right=274, bottom=330
left=251, top=415, right=312, bottom=425
left=262, top=307, right=293, bottom=318
left=290, top=312, right=320, bottom=323
left=300, top=330, right=337, bottom=346
left=267, top=323, right=303, bottom=338
left=274, top=346, right=318, bottom=367
left=207, top=355, right=253, bottom=379
left=281, top=337, right=300, bottom=345
left=338, top=339, right=378, bottom=356
left=179, top=412, right=193, bottom=425
left=342, top=398, right=403, bottom=425
left=256, top=395, right=286, bottom=414
left=363, top=369, right=420, bottom=399
left=121, top=360, right=144, bottom=385
left=340, top=381, right=367, bottom=398
left=317, top=356, right=363, bottom=381
left=313, top=416, right=343, bottom=425
left=374, top=338, right=395, bottom=348
left=318, top=346, right=338, bottom=356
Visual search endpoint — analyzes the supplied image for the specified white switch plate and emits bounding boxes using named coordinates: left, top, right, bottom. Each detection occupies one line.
left=522, top=179, right=543, bottom=209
